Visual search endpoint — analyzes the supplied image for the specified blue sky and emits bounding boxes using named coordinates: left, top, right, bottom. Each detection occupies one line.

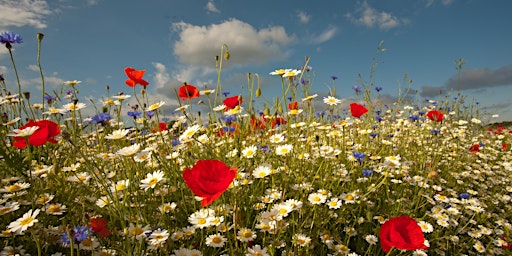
left=1, top=0, right=511, bottom=123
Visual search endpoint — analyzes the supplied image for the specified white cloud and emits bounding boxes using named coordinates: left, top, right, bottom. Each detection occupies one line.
left=152, top=62, right=171, bottom=89
left=206, top=0, right=220, bottom=13
left=0, top=0, right=52, bottom=29
left=345, top=1, right=402, bottom=30
left=172, top=19, right=295, bottom=67
left=28, top=64, right=39, bottom=71
left=297, top=11, right=311, bottom=24
left=311, top=26, right=337, bottom=44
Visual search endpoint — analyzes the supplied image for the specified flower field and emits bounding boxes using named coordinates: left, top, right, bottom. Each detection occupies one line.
left=1, top=32, right=512, bottom=256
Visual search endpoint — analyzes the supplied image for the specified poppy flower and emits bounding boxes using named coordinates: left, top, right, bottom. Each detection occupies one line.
left=469, top=144, right=480, bottom=153
left=89, top=217, right=111, bottom=238
left=12, top=120, right=60, bottom=149
left=182, top=160, right=237, bottom=207
left=124, top=67, right=149, bottom=87
left=288, top=101, right=299, bottom=110
left=379, top=215, right=428, bottom=253
left=223, top=95, right=243, bottom=110
left=250, top=117, right=266, bottom=131
left=426, top=110, right=444, bottom=122
left=350, top=103, right=368, bottom=118
left=178, top=84, right=200, bottom=101
left=263, top=116, right=287, bottom=129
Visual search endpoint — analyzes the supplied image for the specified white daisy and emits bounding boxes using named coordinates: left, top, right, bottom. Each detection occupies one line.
left=7, top=209, right=40, bottom=234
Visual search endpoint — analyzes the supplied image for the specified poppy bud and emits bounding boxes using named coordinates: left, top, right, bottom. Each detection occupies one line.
left=256, top=87, right=261, bottom=98
left=224, top=51, right=230, bottom=60
left=37, top=33, right=44, bottom=41
left=72, top=98, right=79, bottom=105
left=23, top=91, right=30, bottom=100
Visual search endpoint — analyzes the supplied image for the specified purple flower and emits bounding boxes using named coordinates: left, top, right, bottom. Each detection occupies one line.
left=352, top=85, right=362, bottom=94
left=352, top=152, right=366, bottom=161
left=0, top=32, right=23, bottom=45
left=330, top=75, right=338, bottom=80
left=375, top=86, right=382, bottom=92
left=91, top=112, right=112, bottom=125
left=362, top=169, right=373, bottom=177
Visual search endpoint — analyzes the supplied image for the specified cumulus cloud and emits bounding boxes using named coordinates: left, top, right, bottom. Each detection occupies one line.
left=0, top=0, right=52, bottom=29
left=297, top=11, right=311, bottom=24
left=152, top=62, right=171, bottom=89
left=172, top=19, right=295, bottom=67
left=420, top=65, right=512, bottom=97
left=425, top=0, right=455, bottom=7
left=345, top=1, right=403, bottom=30
left=206, top=0, right=220, bottom=13
left=310, top=26, right=338, bottom=44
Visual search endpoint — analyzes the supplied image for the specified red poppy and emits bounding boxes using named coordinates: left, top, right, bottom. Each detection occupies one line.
left=224, top=95, right=243, bottom=109
left=469, top=144, right=480, bottom=153
left=263, top=115, right=287, bottom=129
left=250, top=117, right=266, bottom=131
left=426, top=110, right=444, bottom=122
left=288, top=101, right=299, bottom=110
left=178, top=84, right=200, bottom=101
left=12, top=120, right=60, bottom=149
left=89, top=217, right=111, bottom=238
left=124, top=67, right=149, bottom=87
left=503, top=143, right=508, bottom=151
left=379, top=215, right=428, bottom=253
left=182, top=160, right=237, bottom=207
left=349, top=103, right=368, bottom=118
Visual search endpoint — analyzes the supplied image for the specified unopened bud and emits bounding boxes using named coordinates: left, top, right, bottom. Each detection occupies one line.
left=224, top=51, right=230, bottom=60
left=23, top=91, right=30, bottom=100
left=256, top=87, right=261, bottom=98
left=37, top=33, right=44, bottom=41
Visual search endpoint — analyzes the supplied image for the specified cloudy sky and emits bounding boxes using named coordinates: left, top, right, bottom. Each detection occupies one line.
left=1, top=0, right=511, bottom=122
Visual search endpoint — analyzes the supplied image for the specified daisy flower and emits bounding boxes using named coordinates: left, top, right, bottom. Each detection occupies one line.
left=242, top=145, right=258, bottom=158
left=252, top=163, right=272, bottom=179
left=111, top=179, right=129, bottom=192
left=140, top=170, right=165, bottom=191
left=62, top=102, right=86, bottom=111
left=7, top=209, right=40, bottom=234
left=116, top=143, right=141, bottom=157
left=418, top=220, right=434, bottom=233
left=364, top=234, right=378, bottom=245
left=301, top=94, right=318, bottom=102
left=179, top=124, right=201, bottom=142
left=205, top=233, right=227, bottom=248
left=148, top=229, right=169, bottom=245
left=269, top=133, right=285, bottom=143
left=327, top=198, right=342, bottom=209
left=246, top=245, right=269, bottom=256
left=323, top=96, right=341, bottom=106
left=282, top=69, right=301, bottom=78
left=237, top=228, right=257, bottom=242
left=308, top=192, right=327, bottom=205
left=188, top=209, right=215, bottom=229
left=7, top=127, right=39, bottom=138
left=44, top=203, right=67, bottom=215
left=133, top=150, right=152, bottom=162
left=275, top=144, right=293, bottom=156
left=146, top=101, right=165, bottom=111
left=172, top=248, right=203, bottom=256
left=271, top=203, right=293, bottom=218
left=159, top=202, right=177, bottom=213
left=64, top=80, right=81, bottom=86
left=293, top=233, right=312, bottom=247
left=95, top=196, right=112, bottom=208
left=105, top=129, right=130, bottom=140
left=0, top=182, right=30, bottom=193
left=126, top=223, right=151, bottom=241
left=0, top=202, right=20, bottom=215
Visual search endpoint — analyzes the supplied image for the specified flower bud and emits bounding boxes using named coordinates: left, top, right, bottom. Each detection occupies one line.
left=37, top=33, right=44, bottom=41
left=224, top=51, right=230, bottom=60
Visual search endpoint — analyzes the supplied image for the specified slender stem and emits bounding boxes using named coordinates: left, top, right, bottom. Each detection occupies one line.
left=7, top=48, right=24, bottom=117
left=37, top=33, right=45, bottom=115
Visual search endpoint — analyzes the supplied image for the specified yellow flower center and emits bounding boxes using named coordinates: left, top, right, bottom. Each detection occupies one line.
left=212, top=236, right=222, bottom=243
left=7, top=184, right=21, bottom=192
left=197, top=218, right=207, bottom=225
left=148, top=178, right=158, bottom=187
left=20, top=217, right=34, bottom=226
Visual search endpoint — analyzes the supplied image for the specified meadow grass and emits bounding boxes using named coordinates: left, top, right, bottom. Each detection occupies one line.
left=0, top=33, right=511, bottom=256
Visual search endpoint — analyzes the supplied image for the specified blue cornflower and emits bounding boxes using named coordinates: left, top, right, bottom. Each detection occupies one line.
left=0, top=32, right=23, bottom=45
left=362, top=169, right=373, bottom=177
left=301, top=78, right=310, bottom=85
left=459, top=193, right=470, bottom=199
left=161, top=117, right=171, bottom=122
left=222, top=91, right=230, bottom=97
left=287, top=97, right=293, bottom=102
left=146, top=111, right=155, bottom=118
left=222, top=126, right=236, bottom=133
left=44, top=95, right=55, bottom=103
left=330, top=75, right=338, bottom=80
left=91, top=112, right=112, bottom=125
left=220, top=115, right=236, bottom=123
left=374, top=110, right=382, bottom=115
left=369, top=133, right=377, bottom=138
left=260, top=145, right=271, bottom=153
left=375, top=116, right=384, bottom=122
left=352, top=152, right=366, bottom=161
left=127, top=110, right=142, bottom=118
left=409, top=115, right=420, bottom=121
left=375, top=86, right=383, bottom=92
left=60, top=225, right=90, bottom=245
left=352, top=85, right=362, bottom=94
left=430, top=129, right=441, bottom=135
left=171, top=138, right=180, bottom=147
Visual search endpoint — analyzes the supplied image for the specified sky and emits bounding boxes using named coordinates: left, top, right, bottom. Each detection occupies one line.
left=1, top=0, right=512, bottom=123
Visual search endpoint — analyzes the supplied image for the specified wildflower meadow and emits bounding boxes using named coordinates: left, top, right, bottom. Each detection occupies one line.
left=1, top=32, right=512, bottom=256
